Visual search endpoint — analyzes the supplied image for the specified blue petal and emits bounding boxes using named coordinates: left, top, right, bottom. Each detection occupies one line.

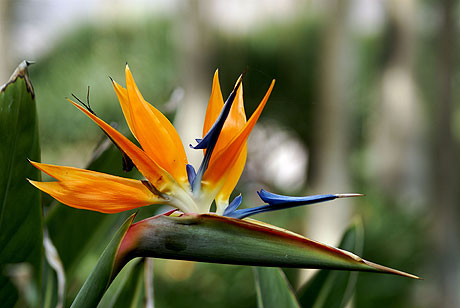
left=225, top=189, right=339, bottom=219
left=257, top=189, right=337, bottom=206
left=223, top=194, right=243, bottom=216
left=190, top=77, right=243, bottom=193
left=186, top=164, right=197, bottom=187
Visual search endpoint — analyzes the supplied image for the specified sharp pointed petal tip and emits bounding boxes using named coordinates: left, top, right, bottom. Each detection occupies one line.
left=28, top=160, right=40, bottom=168
left=363, top=260, right=421, bottom=280
left=335, top=193, right=365, bottom=198
left=27, top=178, right=40, bottom=188
left=67, top=98, right=77, bottom=106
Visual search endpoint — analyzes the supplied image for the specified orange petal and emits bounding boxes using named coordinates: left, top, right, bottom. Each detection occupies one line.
left=203, top=70, right=224, bottom=137
left=69, top=100, right=174, bottom=191
left=215, top=144, right=247, bottom=213
left=112, top=78, right=135, bottom=136
left=201, top=72, right=246, bottom=205
left=28, top=162, right=164, bottom=213
left=214, top=76, right=246, bottom=153
left=213, top=78, right=247, bottom=207
left=203, top=80, right=275, bottom=190
left=124, top=65, right=188, bottom=185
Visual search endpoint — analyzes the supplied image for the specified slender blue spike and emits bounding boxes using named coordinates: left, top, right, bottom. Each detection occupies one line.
left=190, top=77, right=243, bottom=193
left=257, top=189, right=336, bottom=206
left=225, top=190, right=363, bottom=219
left=186, top=164, right=197, bottom=187
left=223, top=194, right=243, bottom=216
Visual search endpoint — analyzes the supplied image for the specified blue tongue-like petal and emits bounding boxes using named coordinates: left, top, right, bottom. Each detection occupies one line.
left=186, top=164, right=197, bottom=187
left=257, top=189, right=336, bottom=206
left=225, top=189, right=362, bottom=219
left=223, top=194, right=243, bottom=216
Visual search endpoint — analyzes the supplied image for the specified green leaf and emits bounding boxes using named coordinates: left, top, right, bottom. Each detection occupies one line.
left=0, top=61, right=42, bottom=306
left=71, top=211, right=418, bottom=307
left=117, top=214, right=419, bottom=278
left=70, top=214, right=135, bottom=308
left=109, top=258, right=147, bottom=308
left=254, top=267, right=300, bottom=308
left=297, top=218, right=364, bottom=308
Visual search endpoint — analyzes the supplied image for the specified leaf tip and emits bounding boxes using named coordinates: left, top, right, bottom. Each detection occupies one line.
left=1, top=60, right=35, bottom=97
left=363, top=260, right=421, bottom=280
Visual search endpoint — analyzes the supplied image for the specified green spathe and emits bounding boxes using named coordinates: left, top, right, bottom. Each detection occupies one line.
left=117, top=213, right=419, bottom=276
left=72, top=210, right=419, bottom=308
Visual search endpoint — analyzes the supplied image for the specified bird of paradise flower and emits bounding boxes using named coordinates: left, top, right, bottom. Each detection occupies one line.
left=28, top=65, right=419, bottom=282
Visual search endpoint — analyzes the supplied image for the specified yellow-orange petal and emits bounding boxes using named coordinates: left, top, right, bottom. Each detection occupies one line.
left=112, top=77, right=187, bottom=170
left=203, top=70, right=224, bottom=137
left=214, top=76, right=246, bottom=153
left=124, top=65, right=188, bottom=185
left=213, top=79, right=246, bottom=207
left=203, top=80, right=275, bottom=190
left=112, top=78, right=136, bottom=136
left=28, top=162, right=165, bottom=213
left=69, top=100, right=174, bottom=192
left=201, top=72, right=246, bottom=206
left=215, top=143, right=247, bottom=214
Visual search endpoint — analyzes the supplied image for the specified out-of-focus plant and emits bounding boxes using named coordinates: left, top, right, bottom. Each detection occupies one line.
left=1, top=62, right=419, bottom=308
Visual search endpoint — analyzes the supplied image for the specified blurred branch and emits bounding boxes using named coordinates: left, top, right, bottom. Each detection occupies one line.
left=431, top=0, right=460, bottom=306
left=303, top=0, right=353, bottom=284
left=145, top=258, right=154, bottom=308
left=174, top=0, right=212, bottom=167
left=367, top=0, right=426, bottom=205
left=307, top=0, right=353, bottom=245
left=0, top=0, right=13, bottom=82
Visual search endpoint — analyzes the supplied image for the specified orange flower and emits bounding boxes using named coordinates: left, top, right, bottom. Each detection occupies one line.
left=30, top=65, right=274, bottom=214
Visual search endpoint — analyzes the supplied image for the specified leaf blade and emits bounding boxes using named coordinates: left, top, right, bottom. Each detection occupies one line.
left=297, top=218, right=364, bottom=308
left=0, top=61, right=42, bottom=306
left=110, top=258, right=146, bottom=308
left=254, top=267, right=300, bottom=308
left=70, top=214, right=135, bottom=308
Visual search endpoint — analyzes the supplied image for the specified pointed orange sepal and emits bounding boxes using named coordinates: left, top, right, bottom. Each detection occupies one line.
left=203, top=80, right=275, bottom=192
left=68, top=99, right=174, bottom=192
left=202, top=72, right=247, bottom=207
left=203, top=70, right=225, bottom=137
left=123, top=65, right=188, bottom=185
left=111, top=78, right=136, bottom=136
left=28, top=161, right=166, bottom=213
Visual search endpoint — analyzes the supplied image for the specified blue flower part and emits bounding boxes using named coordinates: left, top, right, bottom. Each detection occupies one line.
left=257, top=189, right=337, bottom=206
left=225, top=189, right=339, bottom=219
left=190, top=80, right=241, bottom=151
left=186, top=164, right=197, bottom=187
left=223, top=194, right=243, bottom=216
left=190, top=78, right=243, bottom=193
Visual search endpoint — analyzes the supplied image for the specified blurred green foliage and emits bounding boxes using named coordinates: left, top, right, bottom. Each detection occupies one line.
left=33, top=20, right=178, bottom=147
